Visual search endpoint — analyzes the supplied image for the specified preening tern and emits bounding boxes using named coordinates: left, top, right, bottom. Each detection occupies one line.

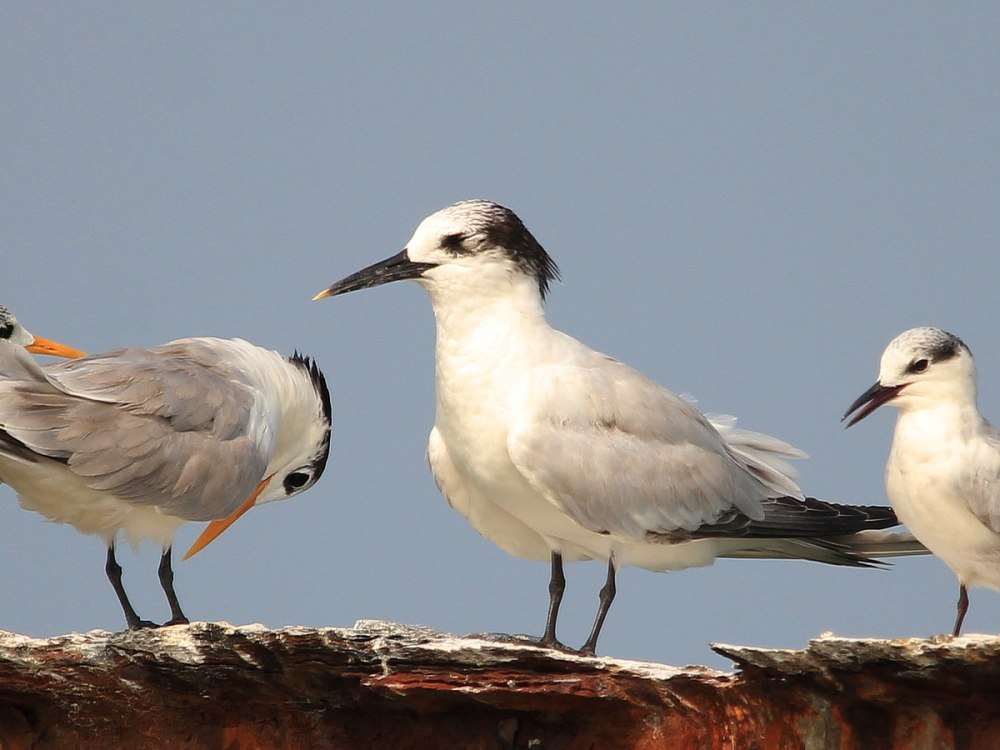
left=317, top=199, right=918, bottom=653
left=845, top=327, right=1000, bottom=636
left=0, top=337, right=331, bottom=629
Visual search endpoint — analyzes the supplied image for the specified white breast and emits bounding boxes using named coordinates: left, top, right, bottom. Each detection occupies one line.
left=887, top=411, right=1000, bottom=590
left=0, top=454, right=186, bottom=549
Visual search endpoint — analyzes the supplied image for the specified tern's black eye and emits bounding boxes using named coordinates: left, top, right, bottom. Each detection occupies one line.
left=0, top=324, right=12, bottom=339
left=440, top=233, right=468, bottom=254
left=284, top=471, right=311, bottom=493
left=908, top=358, right=929, bottom=374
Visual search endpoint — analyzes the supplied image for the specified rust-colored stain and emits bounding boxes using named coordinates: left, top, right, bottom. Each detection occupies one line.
left=1, top=623, right=999, bottom=749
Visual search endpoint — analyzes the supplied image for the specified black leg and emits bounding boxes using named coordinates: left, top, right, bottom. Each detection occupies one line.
left=952, top=584, right=969, bottom=637
left=540, top=552, right=566, bottom=649
left=105, top=544, right=157, bottom=630
left=579, top=557, right=616, bottom=655
left=158, top=547, right=189, bottom=626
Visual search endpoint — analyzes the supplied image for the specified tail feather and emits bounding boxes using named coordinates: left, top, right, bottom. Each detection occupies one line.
left=829, top=529, right=929, bottom=558
left=718, top=537, right=886, bottom=567
left=717, top=529, right=929, bottom=567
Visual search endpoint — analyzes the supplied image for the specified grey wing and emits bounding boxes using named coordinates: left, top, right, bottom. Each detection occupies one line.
left=959, top=419, right=1000, bottom=533
left=49, top=339, right=259, bottom=437
left=506, top=358, right=771, bottom=541
left=0, top=341, right=269, bottom=521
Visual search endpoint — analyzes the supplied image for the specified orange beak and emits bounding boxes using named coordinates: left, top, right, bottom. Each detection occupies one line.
left=183, top=475, right=273, bottom=560
left=26, top=336, right=87, bottom=359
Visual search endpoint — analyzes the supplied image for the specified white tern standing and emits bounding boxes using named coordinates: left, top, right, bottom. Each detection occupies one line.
left=845, top=327, right=1000, bottom=636
left=318, top=199, right=921, bottom=653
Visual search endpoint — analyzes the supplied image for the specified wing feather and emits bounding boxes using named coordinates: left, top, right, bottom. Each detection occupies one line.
left=960, top=418, right=1000, bottom=532
left=506, top=357, right=775, bottom=541
left=0, top=339, right=270, bottom=521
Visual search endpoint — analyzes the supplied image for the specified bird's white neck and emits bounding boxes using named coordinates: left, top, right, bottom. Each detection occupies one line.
left=893, top=376, right=979, bottom=421
left=426, top=276, right=551, bottom=365
left=893, top=391, right=984, bottom=452
left=423, top=276, right=555, bottom=443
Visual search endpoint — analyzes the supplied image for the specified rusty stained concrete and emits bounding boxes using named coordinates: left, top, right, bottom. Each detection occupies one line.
left=0, top=620, right=997, bottom=749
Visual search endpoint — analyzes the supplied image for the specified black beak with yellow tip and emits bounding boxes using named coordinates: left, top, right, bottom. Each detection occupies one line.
left=313, top=250, right=437, bottom=300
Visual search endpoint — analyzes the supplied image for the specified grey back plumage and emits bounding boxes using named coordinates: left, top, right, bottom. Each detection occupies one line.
left=0, top=338, right=287, bottom=521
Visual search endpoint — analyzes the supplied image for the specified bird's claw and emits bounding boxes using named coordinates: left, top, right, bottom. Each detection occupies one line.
left=126, top=619, right=160, bottom=630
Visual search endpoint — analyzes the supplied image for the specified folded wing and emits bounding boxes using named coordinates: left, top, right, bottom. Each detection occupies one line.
left=0, top=339, right=269, bottom=521
left=507, top=356, right=784, bottom=541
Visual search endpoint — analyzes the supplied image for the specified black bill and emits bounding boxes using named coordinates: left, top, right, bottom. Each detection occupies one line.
left=842, top=382, right=906, bottom=427
left=314, top=250, right=437, bottom=300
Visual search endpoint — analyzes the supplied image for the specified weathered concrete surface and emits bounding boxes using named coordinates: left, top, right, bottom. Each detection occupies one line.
left=0, top=620, right=997, bottom=749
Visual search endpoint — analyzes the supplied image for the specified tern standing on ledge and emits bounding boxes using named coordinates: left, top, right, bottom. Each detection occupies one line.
left=845, top=327, right=1000, bottom=636
left=0, top=337, right=332, bottom=629
left=317, top=200, right=920, bottom=654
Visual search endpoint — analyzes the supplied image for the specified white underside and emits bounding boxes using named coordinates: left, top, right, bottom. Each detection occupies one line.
left=888, top=431, right=1000, bottom=590
left=0, top=454, right=185, bottom=549
left=886, top=413, right=1000, bottom=590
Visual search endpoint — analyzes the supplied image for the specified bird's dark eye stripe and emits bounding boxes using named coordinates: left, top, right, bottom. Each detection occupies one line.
left=928, top=339, right=960, bottom=363
left=440, top=233, right=469, bottom=254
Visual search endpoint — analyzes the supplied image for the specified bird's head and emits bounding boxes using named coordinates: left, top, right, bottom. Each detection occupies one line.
left=184, top=352, right=332, bottom=560
left=844, top=327, right=975, bottom=426
left=314, top=200, right=560, bottom=306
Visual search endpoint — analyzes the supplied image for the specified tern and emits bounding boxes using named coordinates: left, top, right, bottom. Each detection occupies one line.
left=0, top=304, right=87, bottom=359
left=317, top=199, right=920, bottom=653
left=844, top=327, right=1000, bottom=636
left=0, top=337, right=331, bottom=629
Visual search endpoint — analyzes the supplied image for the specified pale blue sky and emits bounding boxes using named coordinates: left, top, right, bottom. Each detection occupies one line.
left=3, top=4, right=999, bottom=667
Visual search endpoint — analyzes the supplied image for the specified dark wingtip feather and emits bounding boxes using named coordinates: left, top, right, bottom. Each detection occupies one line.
left=692, top=496, right=900, bottom=539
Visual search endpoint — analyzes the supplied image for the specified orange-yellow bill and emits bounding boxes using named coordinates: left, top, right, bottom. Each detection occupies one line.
left=183, top=475, right=273, bottom=560
left=26, top=336, right=87, bottom=359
